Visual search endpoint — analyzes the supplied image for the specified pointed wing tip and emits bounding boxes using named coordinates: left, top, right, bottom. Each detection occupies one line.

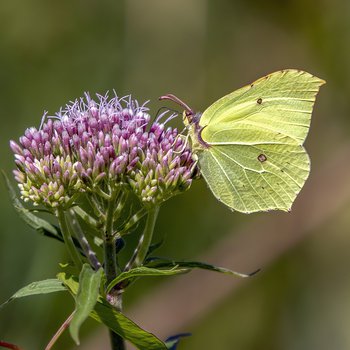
left=312, top=75, right=326, bottom=87
left=292, top=69, right=326, bottom=86
left=268, top=69, right=326, bottom=86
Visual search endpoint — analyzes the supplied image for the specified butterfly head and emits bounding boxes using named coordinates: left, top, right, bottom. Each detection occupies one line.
left=158, top=94, right=208, bottom=150
left=159, top=94, right=201, bottom=126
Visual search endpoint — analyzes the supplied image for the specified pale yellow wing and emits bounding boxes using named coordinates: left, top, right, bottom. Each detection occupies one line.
left=200, top=70, right=325, bottom=144
left=195, top=70, right=324, bottom=213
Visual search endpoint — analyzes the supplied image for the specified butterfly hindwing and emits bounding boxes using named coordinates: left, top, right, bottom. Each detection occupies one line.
left=198, top=138, right=310, bottom=213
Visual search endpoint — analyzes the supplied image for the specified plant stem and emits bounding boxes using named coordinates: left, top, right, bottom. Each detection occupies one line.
left=103, top=190, right=125, bottom=350
left=68, top=209, right=102, bottom=271
left=45, top=311, right=75, bottom=350
left=56, top=208, right=83, bottom=270
left=126, top=206, right=160, bottom=270
left=109, top=330, right=126, bottom=350
left=73, top=205, right=99, bottom=229
left=104, top=237, right=118, bottom=286
left=118, top=208, right=147, bottom=235
left=104, top=190, right=118, bottom=285
left=87, top=194, right=105, bottom=219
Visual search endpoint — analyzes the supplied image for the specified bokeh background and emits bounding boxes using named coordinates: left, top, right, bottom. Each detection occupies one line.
left=1, top=0, right=350, bottom=349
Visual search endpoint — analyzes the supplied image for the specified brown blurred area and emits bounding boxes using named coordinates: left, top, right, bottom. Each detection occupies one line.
left=1, top=0, right=350, bottom=349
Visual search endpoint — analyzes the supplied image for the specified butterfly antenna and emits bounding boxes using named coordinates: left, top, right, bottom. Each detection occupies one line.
left=163, top=112, right=179, bottom=125
left=159, top=94, right=194, bottom=116
left=155, top=106, right=180, bottom=122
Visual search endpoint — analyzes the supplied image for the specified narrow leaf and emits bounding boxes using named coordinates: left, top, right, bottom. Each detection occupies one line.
left=2, top=171, right=85, bottom=254
left=91, top=299, right=167, bottom=350
left=69, top=264, right=103, bottom=345
left=146, top=239, right=164, bottom=258
left=106, top=266, right=189, bottom=294
left=57, top=272, right=79, bottom=294
left=0, top=279, right=66, bottom=308
left=58, top=272, right=167, bottom=350
left=145, top=258, right=259, bottom=278
left=1, top=171, right=61, bottom=240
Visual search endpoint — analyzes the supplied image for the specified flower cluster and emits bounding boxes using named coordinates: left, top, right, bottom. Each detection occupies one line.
left=10, top=93, right=198, bottom=208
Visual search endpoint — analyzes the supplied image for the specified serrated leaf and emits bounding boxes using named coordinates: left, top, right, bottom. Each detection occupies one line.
left=69, top=264, right=103, bottom=345
left=91, top=299, right=167, bottom=350
left=145, top=258, right=258, bottom=278
left=0, top=279, right=67, bottom=309
left=106, top=266, right=189, bottom=294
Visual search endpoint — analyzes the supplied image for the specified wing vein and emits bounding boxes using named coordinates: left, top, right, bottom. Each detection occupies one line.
left=209, top=151, right=248, bottom=212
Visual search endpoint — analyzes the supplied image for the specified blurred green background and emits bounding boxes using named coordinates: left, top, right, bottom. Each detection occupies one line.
left=1, top=0, right=350, bottom=349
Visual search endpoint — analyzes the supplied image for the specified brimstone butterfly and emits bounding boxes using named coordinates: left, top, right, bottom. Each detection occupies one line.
left=160, top=69, right=325, bottom=213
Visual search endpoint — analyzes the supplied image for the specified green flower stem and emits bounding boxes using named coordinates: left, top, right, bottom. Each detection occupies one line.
left=68, top=209, right=102, bottom=271
left=113, top=191, right=127, bottom=221
left=73, top=206, right=99, bottom=229
left=87, top=194, right=104, bottom=219
left=56, top=208, right=83, bottom=270
left=103, top=189, right=125, bottom=350
left=109, top=329, right=126, bottom=350
left=118, top=208, right=147, bottom=235
left=104, top=189, right=119, bottom=285
left=105, top=233, right=125, bottom=350
left=104, top=238, right=118, bottom=285
left=105, top=234, right=125, bottom=350
left=96, top=186, right=111, bottom=200
left=105, top=190, right=118, bottom=239
left=126, top=206, right=160, bottom=270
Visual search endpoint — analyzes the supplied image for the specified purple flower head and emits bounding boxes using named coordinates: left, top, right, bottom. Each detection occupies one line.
left=10, top=92, right=198, bottom=208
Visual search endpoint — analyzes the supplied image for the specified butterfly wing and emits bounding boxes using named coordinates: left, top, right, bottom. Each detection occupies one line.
left=197, top=136, right=309, bottom=213
left=196, top=70, right=325, bottom=213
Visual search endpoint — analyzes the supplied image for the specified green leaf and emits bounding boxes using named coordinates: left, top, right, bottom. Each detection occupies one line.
left=146, top=239, right=164, bottom=258
left=91, top=299, right=167, bottom=350
left=1, top=170, right=61, bottom=240
left=106, top=266, right=189, bottom=294
left=57, top=271, right=79, bottom=294
left=2, top=171, right=85, bottom=255
left=58, top=271, right=167, bottom=350
left=70, top=264, right=103, bottom=345
left=0, top=279, right=67, bottom=308
left=145, top=258, right=258, bottom=278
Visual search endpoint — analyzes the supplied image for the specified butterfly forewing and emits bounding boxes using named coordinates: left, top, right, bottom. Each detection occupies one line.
left=200, top=70, right=325, bottom=145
